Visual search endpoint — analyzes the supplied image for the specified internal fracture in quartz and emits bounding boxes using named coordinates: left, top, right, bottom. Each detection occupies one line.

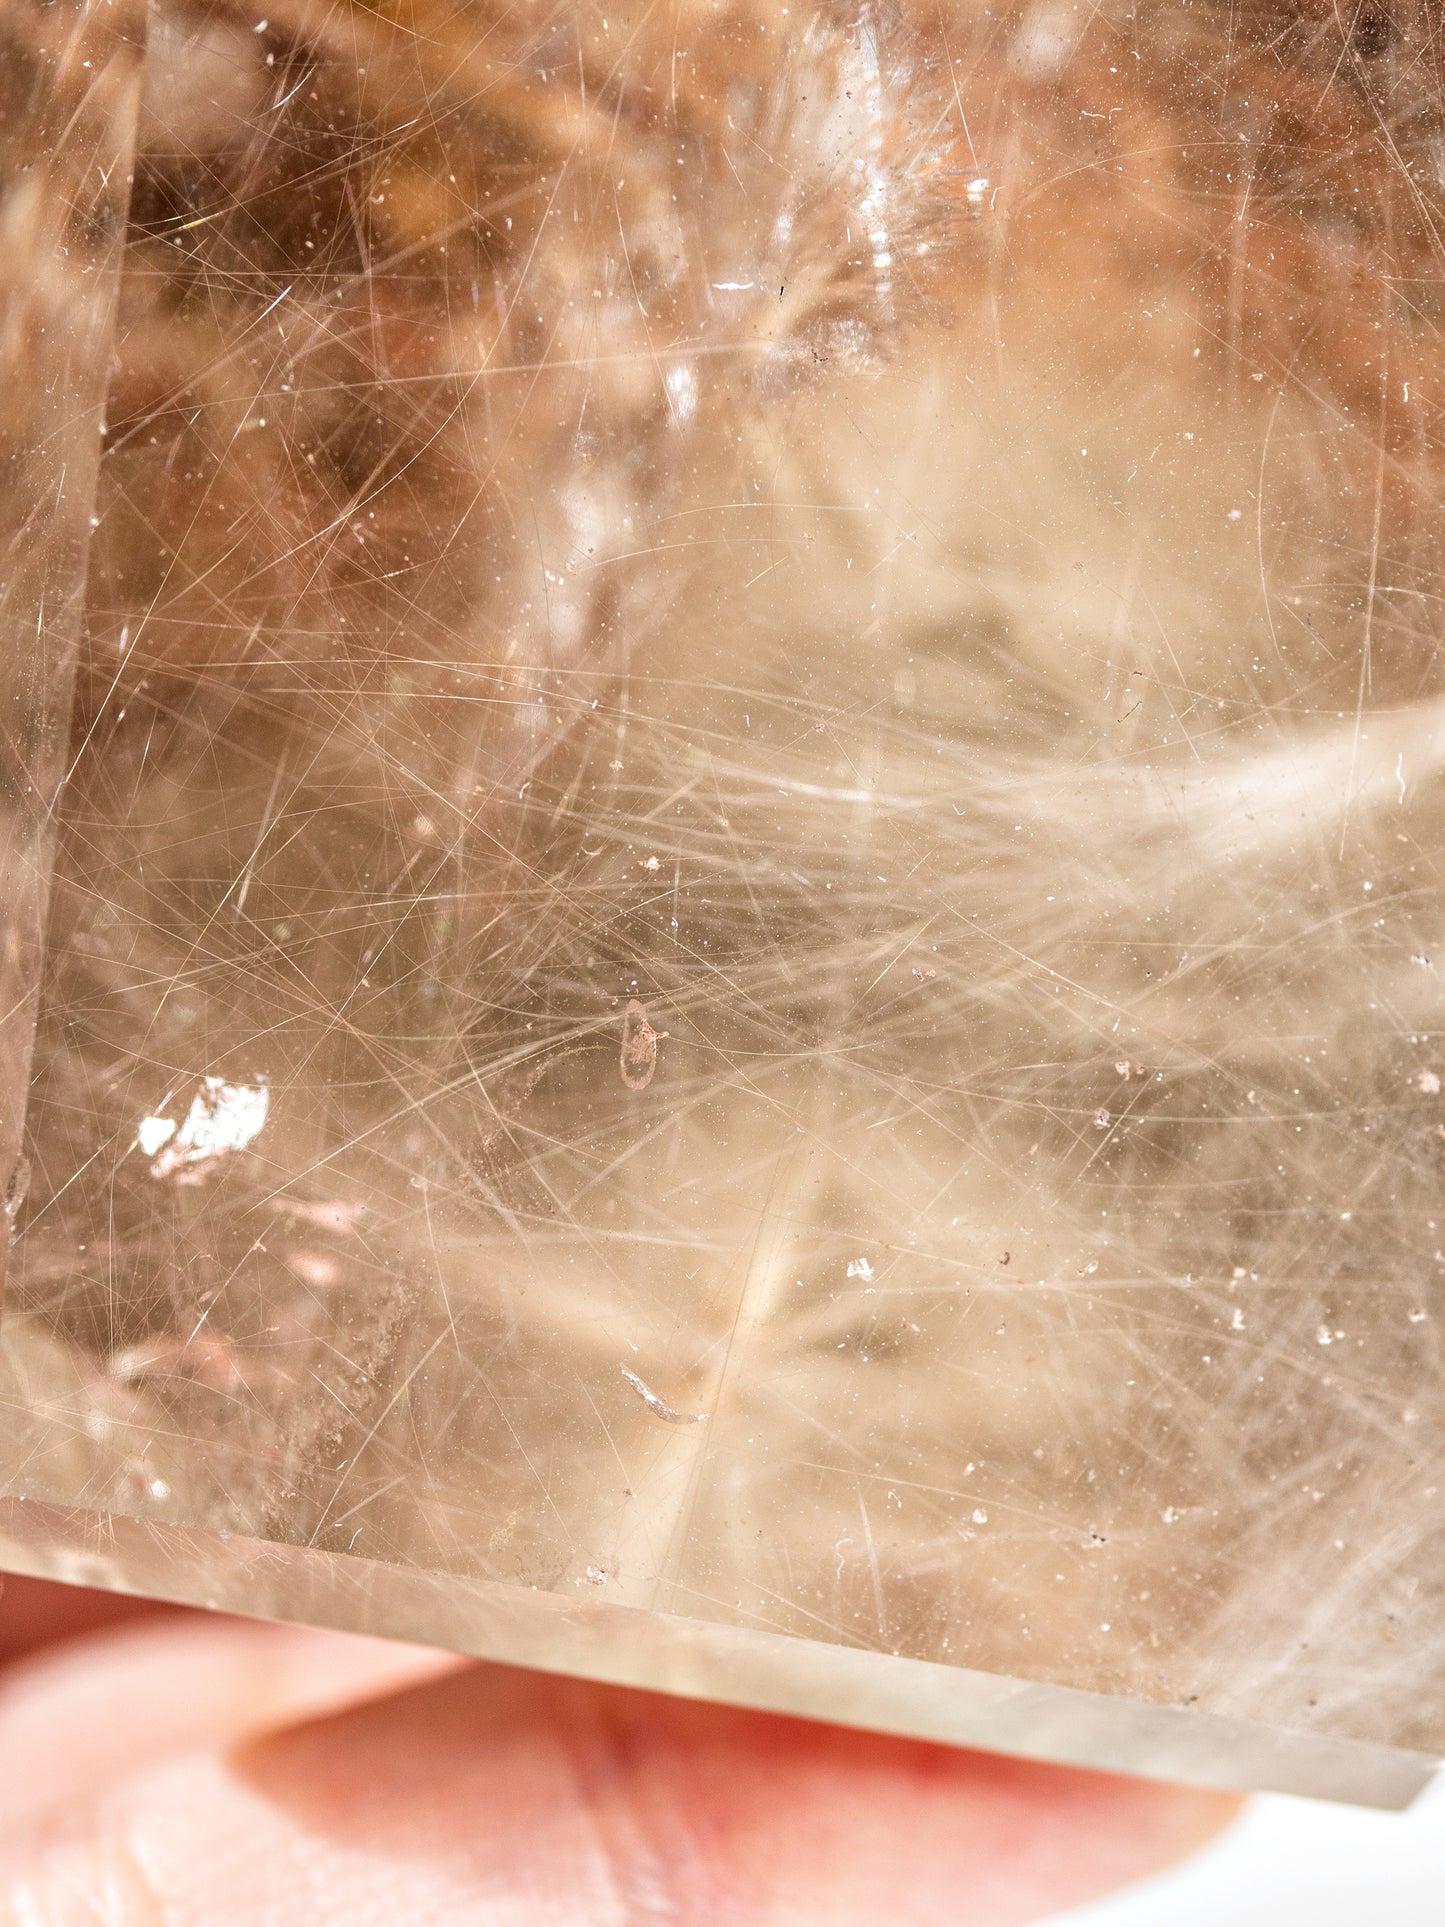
left=5, top=0, right=1445, bottom=1800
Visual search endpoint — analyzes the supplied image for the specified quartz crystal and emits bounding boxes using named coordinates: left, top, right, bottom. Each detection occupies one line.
left=4, top=0, right=1445, bottom=1810
left=0, top=3, right=143, bottom=1297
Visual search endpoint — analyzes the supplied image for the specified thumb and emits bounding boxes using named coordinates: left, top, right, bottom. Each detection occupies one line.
left=0, top=1640, right=1236, bottom=1926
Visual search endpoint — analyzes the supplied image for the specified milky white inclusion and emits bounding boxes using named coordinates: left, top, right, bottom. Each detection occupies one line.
left=140, top=1076, right=269, bottom=1176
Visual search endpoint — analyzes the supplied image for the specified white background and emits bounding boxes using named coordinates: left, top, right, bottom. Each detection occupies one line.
left=1042, top=1779, right=1445, bottom=1923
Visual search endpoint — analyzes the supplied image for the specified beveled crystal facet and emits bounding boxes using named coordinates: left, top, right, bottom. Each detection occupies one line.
left=4, top=0, right=1445, bottom=1808
left=0, top=0, right=143, bottom=1288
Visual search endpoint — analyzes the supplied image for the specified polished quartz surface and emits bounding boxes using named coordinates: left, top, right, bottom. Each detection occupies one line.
left=3, top=0, right=1445, bottom=1803
left=0, top=0, right=143, bottom=1285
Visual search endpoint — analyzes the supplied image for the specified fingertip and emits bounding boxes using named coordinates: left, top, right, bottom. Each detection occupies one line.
left=223, top=1665, right=1235, bottom=1926
left=0, top=1650, right=1239, bottom=1927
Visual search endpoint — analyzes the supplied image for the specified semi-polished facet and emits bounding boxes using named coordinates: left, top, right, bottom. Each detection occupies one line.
left=0, top=0, right=143, bottom=1293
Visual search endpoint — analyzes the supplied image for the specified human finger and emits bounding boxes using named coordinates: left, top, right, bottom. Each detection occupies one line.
left=0, top=1648, right=1237, bottom=1926
left=0, top=1604, right=459, bottom=1835
left=0, top=1573, right=161, bottom=1666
